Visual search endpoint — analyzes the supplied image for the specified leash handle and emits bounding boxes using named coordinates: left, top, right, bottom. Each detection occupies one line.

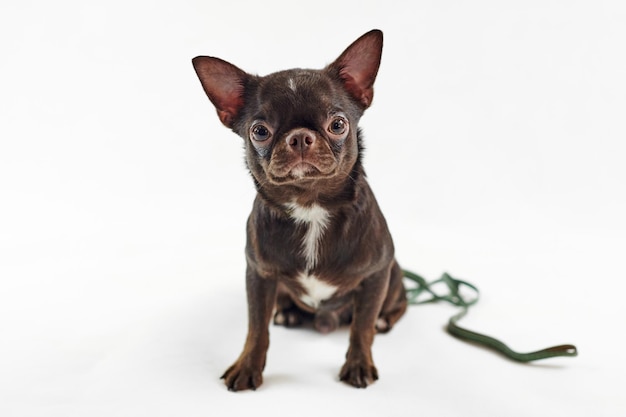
left=403, top=270, right=578, bottom=362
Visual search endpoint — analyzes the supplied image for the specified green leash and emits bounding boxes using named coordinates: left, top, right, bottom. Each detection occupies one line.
left=403, top=270, right=578, bottom=362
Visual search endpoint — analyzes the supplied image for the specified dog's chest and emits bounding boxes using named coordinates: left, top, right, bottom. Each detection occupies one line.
left=296, top=273, right=337, bottom=309
left=286, top=203, right=338, bottom=307
left=286, top=202, right=330, bottom=270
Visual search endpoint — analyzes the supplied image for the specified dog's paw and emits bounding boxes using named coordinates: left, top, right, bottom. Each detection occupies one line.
left=375, top=300, right=407, bottom=333
left=274, top=306, right=311, bottom=328
left=221, top=362, right=264, bottom=392
left=273, top=310, right=302, bottom=327
left=339, top=359, right=379, bottom=388
left=375, top=317, right=390, bottom=333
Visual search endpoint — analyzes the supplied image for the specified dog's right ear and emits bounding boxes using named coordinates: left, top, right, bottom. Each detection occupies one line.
left=192, top=57, right=249, bottom=128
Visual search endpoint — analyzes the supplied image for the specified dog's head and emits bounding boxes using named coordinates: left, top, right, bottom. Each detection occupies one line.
left=192, top=30, right=382, bottom=204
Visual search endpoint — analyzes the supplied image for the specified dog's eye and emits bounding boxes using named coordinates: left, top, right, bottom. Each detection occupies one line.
left=250, top=123, right=272, bottom=142
left=328, top=117, right=348, bottom=136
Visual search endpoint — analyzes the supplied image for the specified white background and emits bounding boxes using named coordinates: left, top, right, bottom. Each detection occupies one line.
left=1, top=1, right=625, bottom=416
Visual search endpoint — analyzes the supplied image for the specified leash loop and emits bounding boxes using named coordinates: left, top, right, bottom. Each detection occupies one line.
left=403, top=270, right=578, bottom=362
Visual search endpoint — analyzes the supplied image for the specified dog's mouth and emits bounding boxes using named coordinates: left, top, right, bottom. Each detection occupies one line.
left=290, top=162, right=320, bottom=179
left=267, top=157, right=338, bottom=184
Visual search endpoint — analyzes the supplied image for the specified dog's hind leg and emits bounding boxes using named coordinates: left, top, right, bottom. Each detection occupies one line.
left=375, top=260, right=408, bottom=333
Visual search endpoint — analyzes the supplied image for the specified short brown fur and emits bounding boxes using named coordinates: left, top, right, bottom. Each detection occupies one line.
left=193, top=30, right=407, bottom=391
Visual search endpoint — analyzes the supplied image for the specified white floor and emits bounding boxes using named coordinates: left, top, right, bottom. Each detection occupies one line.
left=1, top=1, right=625, bottom=416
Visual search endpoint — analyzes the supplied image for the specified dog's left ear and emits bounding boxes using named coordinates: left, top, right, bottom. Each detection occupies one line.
left=327, top=29, right=383, bottom=109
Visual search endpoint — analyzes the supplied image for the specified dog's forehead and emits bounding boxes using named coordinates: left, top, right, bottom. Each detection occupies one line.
left=256, top=69, right=340, bottom=117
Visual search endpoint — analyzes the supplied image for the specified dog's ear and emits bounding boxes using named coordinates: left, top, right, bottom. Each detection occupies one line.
left=192, top=57, right=250, bottom=128
left=327, top=29, right=383, bottom=109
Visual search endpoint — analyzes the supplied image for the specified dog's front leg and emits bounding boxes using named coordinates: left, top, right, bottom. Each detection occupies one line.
left=222, top=266, right=277, bottom=391
left=339, top=268, right=391, bottom=388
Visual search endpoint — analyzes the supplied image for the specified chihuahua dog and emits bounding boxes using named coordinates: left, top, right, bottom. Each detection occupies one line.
left=192, top=29, right=407, bottom=391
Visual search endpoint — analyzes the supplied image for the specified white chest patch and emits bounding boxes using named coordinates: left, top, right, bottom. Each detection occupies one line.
left=297, top=273, right=337, bottom=308
left=285, top=203, right=330, bottom=270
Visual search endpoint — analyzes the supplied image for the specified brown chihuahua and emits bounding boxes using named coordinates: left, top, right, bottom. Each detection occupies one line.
left=192, top=29, right=407, bottom=391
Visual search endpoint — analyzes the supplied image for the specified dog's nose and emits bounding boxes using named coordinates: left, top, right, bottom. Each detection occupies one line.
left=286, top=129, right=316, bottom=151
